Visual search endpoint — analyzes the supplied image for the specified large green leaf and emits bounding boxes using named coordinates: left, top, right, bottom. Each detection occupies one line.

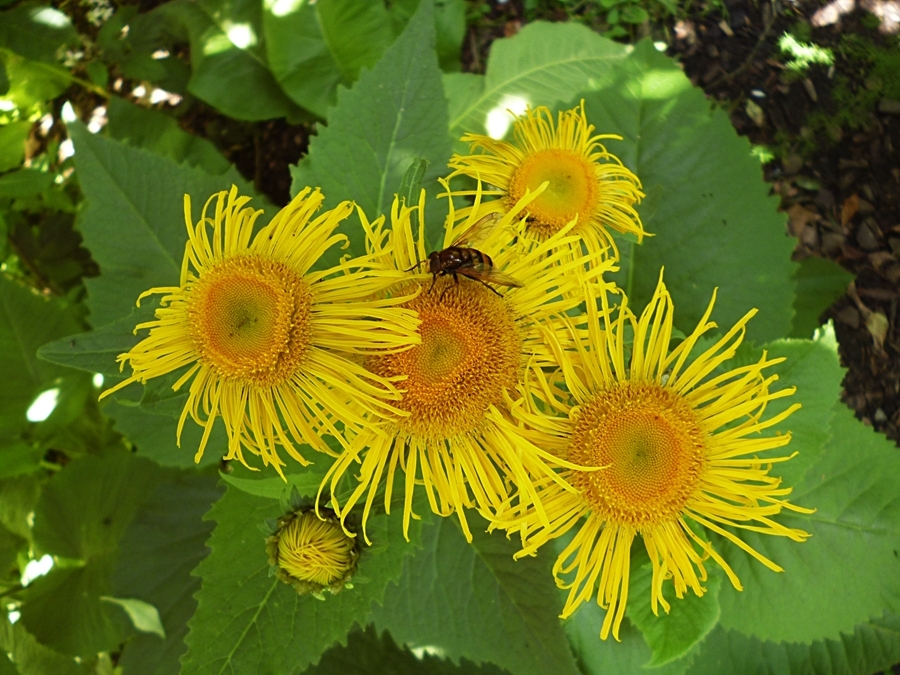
left=446, top=22, right=629, bottom=139
left=181, top=483, right=422, bottom=675
left=160, top=0, right=303, bottom=121
left=0, top=5, right=79, bottom=63
left=716, top=404, right=900, bottom=643
left=371, top=515, right=581, bottom=675
left=20, top=450, right=167, bottom=655
left=112, top=471, right=223, bottom=675
left=579, top=40, right=795, bottom=343
left=686, top=614, right=900, bottom=675
left=263, top=0, right=394, bottom=118
left=300, top=624, right=510, bottom=675
left=70, top=123, right=254, bottom=327
left=289, top=0, right=452, bottom=261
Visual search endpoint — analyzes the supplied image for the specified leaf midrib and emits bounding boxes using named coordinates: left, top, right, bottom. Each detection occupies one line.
left=449, top=51, right=628, bottom=132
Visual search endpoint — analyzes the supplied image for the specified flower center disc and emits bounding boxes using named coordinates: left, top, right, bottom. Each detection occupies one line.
left=507, top=149, right=596, bottom=236
left=188, top=255, right=313, bottom=386
left=367, top=277, right=521, bottom=438
left=568, top=382, right=707, bottom=529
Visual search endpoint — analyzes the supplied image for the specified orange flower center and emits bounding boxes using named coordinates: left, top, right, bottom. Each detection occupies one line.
left=187, top=255, right=313, bottom=386
left=507, top=148, right=596, bottom=237
left=366, top=277, right=521, bottom=438
left=568, top=382, right=707, bottom=529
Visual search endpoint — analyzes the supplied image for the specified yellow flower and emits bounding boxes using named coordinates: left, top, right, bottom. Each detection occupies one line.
left=489, top=274, right=813, bottom=641
left=267, top=508, right=358, bottom=596
left=101, top=186, right=419, bottom=476
left=319, top=183, right=617, bottom=544
left=447, top=101, right=645, bottom=262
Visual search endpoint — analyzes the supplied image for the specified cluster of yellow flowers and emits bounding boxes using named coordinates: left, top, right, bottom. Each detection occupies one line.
left=104, top=102, right=811, bottom=641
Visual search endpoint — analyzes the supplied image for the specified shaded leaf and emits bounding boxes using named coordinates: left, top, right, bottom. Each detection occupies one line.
left=0, top=52, right=70, bottom=108
left=0, top=121, right=30, bottom=172
left=106, top=97, right=231, bottom=175
left=0, top=5, right=79, bottom=63
left=580, top=40, right=795, bottom=342
left=112, top=472, right=223, bottom=675
left=0, top=621, right=83, bottom=675
left=20, top=450, right=167, bottom=655
left=0, top=169, right=54, bottom=197
left=0, top=276, right=80, bottom=435
left=37, top=305, right=153, bottom=377
left=371, top=515, right=581, bottom=675
left=300, top=624, right=510, bottom=675
left=264, top=0, right=394, bottom=118
left=161, top=0, right=302, bottom=121
left=686, top=613, right=900, bottom=675
left=790, top=257, right=853, bottom=338
left=105, top=399, right=224, bottom=469
left=100, top=597, right=166, bottom=638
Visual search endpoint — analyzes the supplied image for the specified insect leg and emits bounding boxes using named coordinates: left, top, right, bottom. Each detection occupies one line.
left=472, top=277, right=503, bottom=297
left=405, top=260, right=425, bottom=273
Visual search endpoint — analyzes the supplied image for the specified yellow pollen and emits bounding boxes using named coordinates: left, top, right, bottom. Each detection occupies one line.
left=507, top=149, right=596, bottom=236
left=187, top=255, right=313, bottom=386
left=568, top=382, right=707, bottom=529
left=276, top=512, right=356, bottom=587
left=367, top=277, right=521, bottom=438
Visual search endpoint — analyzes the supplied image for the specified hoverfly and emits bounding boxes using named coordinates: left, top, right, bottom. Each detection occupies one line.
left=407, top=214, right=523, bottom=299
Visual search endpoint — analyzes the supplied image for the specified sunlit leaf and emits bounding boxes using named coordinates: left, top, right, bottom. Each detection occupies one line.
left=289, top=0, right=452, bottom=263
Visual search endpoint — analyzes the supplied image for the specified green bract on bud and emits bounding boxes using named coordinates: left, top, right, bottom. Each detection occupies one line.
left=265, top=507, right=359, bottom=598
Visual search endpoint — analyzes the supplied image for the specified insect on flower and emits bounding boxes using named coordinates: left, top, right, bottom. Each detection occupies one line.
left=407, top=213, right=524, bottom=299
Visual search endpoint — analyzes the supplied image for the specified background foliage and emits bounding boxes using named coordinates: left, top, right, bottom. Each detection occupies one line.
left=0, top=0, right=896, bottom=674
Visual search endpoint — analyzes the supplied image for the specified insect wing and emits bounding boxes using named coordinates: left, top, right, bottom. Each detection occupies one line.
left=460, top=261, right=524, bottom=288
left=450, top=213, right=501, bottom=247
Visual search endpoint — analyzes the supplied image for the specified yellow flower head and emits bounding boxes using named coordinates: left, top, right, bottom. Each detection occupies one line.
left=448, top=101, right=646, bottom=262
left=489, top=273, right=813, bottom=641
left=266, top=508, right=359, bottom=596
left=318, top=182, right=618, bottom=544
left=101, top=186, right=419, bottom=476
